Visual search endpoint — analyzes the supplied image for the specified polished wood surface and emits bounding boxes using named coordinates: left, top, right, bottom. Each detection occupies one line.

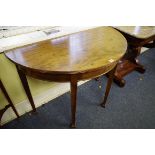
left=5, top=27, right=127, bottom=127
left=113, top=26, right=155, bottom=87
left=0, top=80, right=19, bottom=126
left=5, top=27, right=127, bottom=76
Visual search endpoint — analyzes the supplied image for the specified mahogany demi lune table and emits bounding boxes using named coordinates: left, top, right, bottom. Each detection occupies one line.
left=5, top=27, right=127, bottom=128
left=113, top=26, right=155, bottom=87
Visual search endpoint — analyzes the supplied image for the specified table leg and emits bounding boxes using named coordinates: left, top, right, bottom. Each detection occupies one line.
left=101, top=66, right=117, bottom=108
left=129, top=46, right=145, bottom=73
left=70, top=78, right=77, bottom=128
left=0, top=80, right=19, bottom=118
left=16, top=66, right=36, bottom=112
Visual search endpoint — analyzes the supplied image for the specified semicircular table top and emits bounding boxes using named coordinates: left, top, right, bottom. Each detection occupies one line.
left=5, top=26, right=127, bottom=74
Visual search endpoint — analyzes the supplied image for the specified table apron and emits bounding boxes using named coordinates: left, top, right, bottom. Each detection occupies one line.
left=17, top=62, right=117, bottom=82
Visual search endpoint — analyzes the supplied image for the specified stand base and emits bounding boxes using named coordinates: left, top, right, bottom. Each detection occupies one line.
left=0, top=105, right=11, bottom=127
left=114, top=60, right=145, bottom=87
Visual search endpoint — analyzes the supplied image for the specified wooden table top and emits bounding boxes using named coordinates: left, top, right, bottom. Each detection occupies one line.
left=115, top=26, right=155, bottom=39
left=5, top=27, right=127, bottom=75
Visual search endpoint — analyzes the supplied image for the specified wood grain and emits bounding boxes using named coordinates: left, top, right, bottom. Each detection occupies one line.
left=5, top=27, right=127, bottom=76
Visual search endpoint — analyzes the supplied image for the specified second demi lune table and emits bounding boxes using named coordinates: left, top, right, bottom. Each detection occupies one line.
left=5, top=27, right=127, bottom=128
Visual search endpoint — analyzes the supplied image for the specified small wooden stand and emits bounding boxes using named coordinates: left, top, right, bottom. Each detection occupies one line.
left=113, top=27, right=155, bottom=87
left=0, top=80, right=19, bottom=127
